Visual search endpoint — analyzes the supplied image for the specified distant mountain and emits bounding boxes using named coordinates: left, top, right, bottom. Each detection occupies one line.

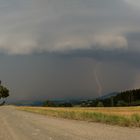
left=10, top=100, right=44, bottom=106
left=10, top=99, right=82, bottom=106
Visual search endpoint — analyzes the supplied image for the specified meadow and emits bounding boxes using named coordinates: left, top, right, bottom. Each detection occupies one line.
left=18, top=106, right=140, bottom=127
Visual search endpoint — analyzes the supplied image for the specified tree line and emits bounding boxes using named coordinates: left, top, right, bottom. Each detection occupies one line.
left=42, top=89, right=140, bottom=107
left=43, top=100, right=73, bottom=107
left=81, top=89, right=140, bottom=107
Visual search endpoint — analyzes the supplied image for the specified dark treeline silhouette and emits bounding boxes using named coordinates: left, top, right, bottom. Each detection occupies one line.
left=81, top=89, right=140, bottom=107
left=42, top=89, right=140, bottom=107
left=43, top=100, right=73, bottom=107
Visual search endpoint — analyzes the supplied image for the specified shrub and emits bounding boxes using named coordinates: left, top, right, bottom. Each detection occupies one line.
left=117, top=100, right=127, bottom=107
left=96, top=101, right=104, bottom=107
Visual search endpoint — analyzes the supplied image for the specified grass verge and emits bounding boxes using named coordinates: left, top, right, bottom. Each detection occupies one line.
left=17, top=107, right=140, bottom=127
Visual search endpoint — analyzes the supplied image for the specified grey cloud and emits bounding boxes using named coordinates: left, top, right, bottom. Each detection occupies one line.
left=0, top=0, right=139, bottom=54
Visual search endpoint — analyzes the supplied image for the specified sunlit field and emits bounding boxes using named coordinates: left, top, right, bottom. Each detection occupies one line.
left=18, top=106, right=140, bottom=127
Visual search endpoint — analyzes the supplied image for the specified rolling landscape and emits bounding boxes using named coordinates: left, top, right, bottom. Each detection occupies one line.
left=16, top=89, right=140, bottom=127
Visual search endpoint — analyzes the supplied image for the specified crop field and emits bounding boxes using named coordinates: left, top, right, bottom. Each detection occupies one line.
left=18, top=106, right=140, bottom=127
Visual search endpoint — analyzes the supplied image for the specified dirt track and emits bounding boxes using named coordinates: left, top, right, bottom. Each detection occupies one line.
left=0, top=106, right=140, bottom=140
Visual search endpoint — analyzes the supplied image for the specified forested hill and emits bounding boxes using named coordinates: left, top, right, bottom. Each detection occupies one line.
left=114, top=89, right=140, bottom=106
left=80, top=89, right=140, bottom=107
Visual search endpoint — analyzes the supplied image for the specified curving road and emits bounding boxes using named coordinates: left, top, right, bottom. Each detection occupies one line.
left=0, top=106, right=140, bottom=140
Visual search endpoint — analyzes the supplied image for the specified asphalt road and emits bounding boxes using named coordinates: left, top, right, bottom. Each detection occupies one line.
left=0, top=106, right=140, bottom=140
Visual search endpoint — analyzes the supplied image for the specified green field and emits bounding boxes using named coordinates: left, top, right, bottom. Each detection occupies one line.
left=18, top=106, right=140, bottom=127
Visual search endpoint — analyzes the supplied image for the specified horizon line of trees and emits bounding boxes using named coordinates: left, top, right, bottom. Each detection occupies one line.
left=81, top=89, right=140, bottom=107
left=43, top=100, right=73, bottom=107
left=42, top=88, right=140, bottom=107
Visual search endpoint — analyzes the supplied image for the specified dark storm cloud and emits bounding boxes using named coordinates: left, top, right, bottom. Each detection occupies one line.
left=0, top=0, right=140, bottom=101
left=2, top=49, right=138, bottom=101
left=56, top=48, right=140, bottom=67
left=54, top=30, right=140, bottom=68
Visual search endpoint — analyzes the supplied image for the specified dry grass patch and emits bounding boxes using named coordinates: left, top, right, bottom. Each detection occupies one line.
left=17, top=106, right=140, bottom=127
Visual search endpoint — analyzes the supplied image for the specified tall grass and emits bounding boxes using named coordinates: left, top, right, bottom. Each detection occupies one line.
left=18, top=107, right=140, bottom=127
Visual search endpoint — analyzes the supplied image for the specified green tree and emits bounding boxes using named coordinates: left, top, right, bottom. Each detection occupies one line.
left=0, top=86, right=9, bottom=98
left=0, top=82, right=9, bottom=105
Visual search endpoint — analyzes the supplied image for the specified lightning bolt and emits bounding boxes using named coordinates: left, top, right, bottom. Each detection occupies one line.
left=94, top=63, right=102, bottom=97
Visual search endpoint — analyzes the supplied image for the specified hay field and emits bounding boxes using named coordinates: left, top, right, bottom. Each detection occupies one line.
left=18, top=106, right=140, bottom=127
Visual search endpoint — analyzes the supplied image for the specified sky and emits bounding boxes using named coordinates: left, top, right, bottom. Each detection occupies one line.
left=0, top=0, right=140, bottom=101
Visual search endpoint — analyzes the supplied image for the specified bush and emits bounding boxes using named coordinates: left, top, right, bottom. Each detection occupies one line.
left=59, top=103, right=73, bottom=107
left=117, top=100, right=127, bottom=107
left=96, top=101, right=104, bottom=107
left=43, top=100, right=56, bottom=107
